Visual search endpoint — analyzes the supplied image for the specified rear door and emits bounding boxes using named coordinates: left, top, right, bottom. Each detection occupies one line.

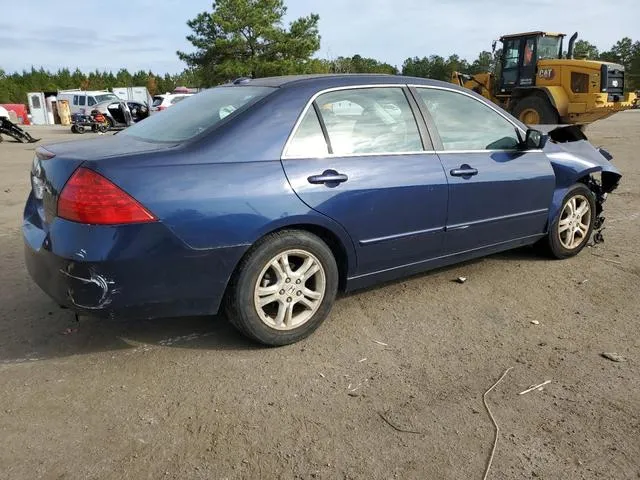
left=281, top=85, right=448, bottom=276
left=412, top=86, right=555, bottom=254
left=27, top=92, right=48, bottom=125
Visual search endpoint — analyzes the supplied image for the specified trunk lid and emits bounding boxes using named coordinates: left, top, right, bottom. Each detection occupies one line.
left=27, top=135, right=178, bottom=230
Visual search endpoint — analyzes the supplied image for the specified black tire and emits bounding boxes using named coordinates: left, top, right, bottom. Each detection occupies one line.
left=70, top=124, right=78, bottom=133
left=512, top=95, right=559, bottom=124
left=76, top=125, right=85, bottom=134
left=225, top=230, right=339, bottom=346
left=544, top=183, right=596, bottom=259
left=98, top=124, right=108, bottom=133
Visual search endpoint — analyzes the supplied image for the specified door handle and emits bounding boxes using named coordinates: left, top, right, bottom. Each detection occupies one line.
left=307, top=170, right=348, bottom=186
left=450, top=165, right=478, bottom=177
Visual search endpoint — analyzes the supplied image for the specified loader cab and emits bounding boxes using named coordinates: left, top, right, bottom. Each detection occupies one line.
left=498, top=32, right=564, bottom=95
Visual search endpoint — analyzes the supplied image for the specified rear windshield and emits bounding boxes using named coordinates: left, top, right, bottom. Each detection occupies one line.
left=152, top=96, right=164, bottom=107
left=123, top=86, right=274, bottom=142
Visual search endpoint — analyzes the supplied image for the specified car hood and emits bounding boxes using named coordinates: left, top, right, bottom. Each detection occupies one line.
left=43, top=134, right=178, bottom=161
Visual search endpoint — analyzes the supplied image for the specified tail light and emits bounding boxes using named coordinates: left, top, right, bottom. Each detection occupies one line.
left=156, top=106, right=166, bottom=111
left=58, top=167, right=156, bottom=225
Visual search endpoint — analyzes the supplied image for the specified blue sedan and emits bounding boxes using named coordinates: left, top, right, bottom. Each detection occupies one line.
left=24, top=75, right=621, bottom=345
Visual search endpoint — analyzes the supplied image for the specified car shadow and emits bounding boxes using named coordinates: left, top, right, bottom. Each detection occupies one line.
left=0, top=295, right=259, bottom=365
left=0, top=247, right=549, bottom=364
left=340, top=245, right=548, bottom=299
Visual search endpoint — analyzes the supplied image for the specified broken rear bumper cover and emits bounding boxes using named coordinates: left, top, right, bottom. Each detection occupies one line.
left=23, top=216, right=247, bottom=319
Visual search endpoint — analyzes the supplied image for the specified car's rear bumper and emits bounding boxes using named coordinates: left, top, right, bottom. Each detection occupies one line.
left=23, top=215, right=248, bottom=320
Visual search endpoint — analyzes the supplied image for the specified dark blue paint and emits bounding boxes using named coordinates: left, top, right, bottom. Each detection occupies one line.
left=282, top=153, right=448, bottom=275
left=437, top=150, right=556, bottom=253
left=23, top=75, right=621, bottom=320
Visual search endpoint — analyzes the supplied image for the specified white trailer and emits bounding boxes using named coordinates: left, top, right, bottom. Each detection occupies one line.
left=112, top=87, right=153, bottom=107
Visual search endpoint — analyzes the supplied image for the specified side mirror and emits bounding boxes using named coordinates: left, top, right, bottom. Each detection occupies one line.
left=524, top=128, right=547, bottom=149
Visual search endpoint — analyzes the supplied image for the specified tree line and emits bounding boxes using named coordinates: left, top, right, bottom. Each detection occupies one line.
left=0, top=68, right=199, bottom=104
left=1, top=0, right=638, bottom=104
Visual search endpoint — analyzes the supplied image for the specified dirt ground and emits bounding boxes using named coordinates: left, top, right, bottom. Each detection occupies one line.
left=0, top=114, right=639, bottom=480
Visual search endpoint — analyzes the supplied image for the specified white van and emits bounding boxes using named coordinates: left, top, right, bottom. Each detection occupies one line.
left=57, top=90, right=121, bottom=115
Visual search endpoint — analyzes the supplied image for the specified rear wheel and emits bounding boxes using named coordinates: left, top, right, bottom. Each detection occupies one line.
left=225, top=230, right=338, bottom=346
left=512, top=95, right=559, bottom=124
left=544, top=183, right=596, bottom=259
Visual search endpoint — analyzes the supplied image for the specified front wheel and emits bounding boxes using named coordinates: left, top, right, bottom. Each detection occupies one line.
left=225, top=230, right=338, bottom=346
left=545, top=183, right=596, bottom=259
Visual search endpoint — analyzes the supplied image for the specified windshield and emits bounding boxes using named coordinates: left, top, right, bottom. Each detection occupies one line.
left=122, top=86, right=274, bottom=142
left=95, top=93, right=120, bottom=103
left=152, top=96, right=164, bottom=107
left=537, top=36, right=562, bottom=60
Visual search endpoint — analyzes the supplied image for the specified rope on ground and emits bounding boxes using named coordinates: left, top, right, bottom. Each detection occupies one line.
left=482, top=366, right=513, bottom=480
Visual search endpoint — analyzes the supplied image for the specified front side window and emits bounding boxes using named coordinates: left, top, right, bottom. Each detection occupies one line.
left=417, top=88, right=520, bottom=151
left=122, top=86, right=273, bottom=142
left=314, top=87, right=423, bottom=155
left=78, top=96, right=86, bottom=106
left=88, top=96, right=96, bottom=106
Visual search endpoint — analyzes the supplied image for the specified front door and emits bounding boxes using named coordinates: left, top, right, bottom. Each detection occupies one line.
left=413, top=87, right=555, bottom=254
left=27, top=92, right=48, bottom=125
left=281, top=86, right=448, bottom=276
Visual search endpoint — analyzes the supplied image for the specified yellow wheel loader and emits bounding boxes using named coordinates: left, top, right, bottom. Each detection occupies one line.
left=451, top=32, right=637, bottom=124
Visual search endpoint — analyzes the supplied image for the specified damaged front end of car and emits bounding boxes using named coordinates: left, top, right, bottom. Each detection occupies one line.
left=541, top=124, right=622, bottom=244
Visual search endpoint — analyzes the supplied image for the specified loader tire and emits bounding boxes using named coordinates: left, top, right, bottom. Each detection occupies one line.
left=512, top=95, right=559, bottom=125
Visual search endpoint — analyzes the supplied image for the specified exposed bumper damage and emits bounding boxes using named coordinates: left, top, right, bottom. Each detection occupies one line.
left=59, top=264, right=117, bottom=310
left=542, top=124, right=622, bottom=244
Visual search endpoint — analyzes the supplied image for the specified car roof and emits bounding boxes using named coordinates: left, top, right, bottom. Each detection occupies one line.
left=226, top=74, right=457, bottom=90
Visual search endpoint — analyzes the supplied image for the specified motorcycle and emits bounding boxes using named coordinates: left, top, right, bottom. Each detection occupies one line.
left=70, top=110, right=109, bottom=134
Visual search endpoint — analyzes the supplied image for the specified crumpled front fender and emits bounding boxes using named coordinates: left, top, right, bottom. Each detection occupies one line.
left=540, top=125, right=622, bottom=228
left=546, top=141, right=621, bottom=191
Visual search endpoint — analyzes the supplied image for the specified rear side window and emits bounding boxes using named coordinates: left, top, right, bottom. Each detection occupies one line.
left=73, top=95, right=78, bottom=105
left=416, top=88, right=520, bottom=151
left=122, top=86, right=274, bottom=142
left=285, top=108, right=329, bottom=158
left=313, top=87, right=423, bottom=155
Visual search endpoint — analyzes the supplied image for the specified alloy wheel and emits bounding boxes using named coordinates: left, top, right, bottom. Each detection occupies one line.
left=558, top=194, right=591, bottom=249
left=253, top=249, right=326, bottom=330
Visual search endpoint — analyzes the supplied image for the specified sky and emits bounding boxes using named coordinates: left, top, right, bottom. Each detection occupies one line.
left=1, top=0, right=638, bottom=74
